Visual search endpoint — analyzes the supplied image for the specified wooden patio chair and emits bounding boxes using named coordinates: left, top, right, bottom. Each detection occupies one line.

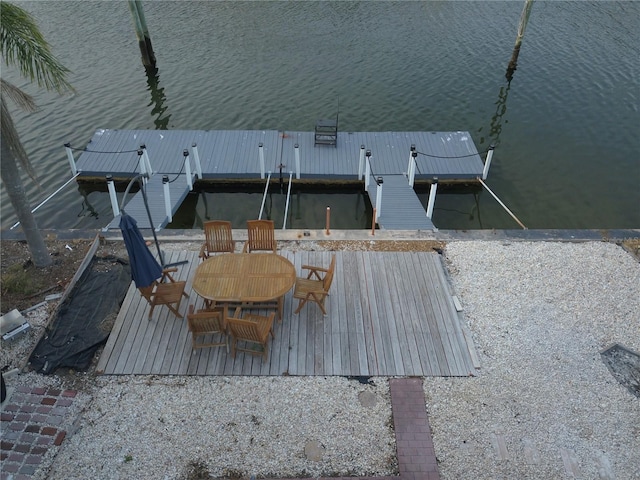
left=293, top=254, right=336, bottom=315
left=242, top=219, right=277, bottom=253
left=199, top=220, right=234, bottom=261
left=226, top=307, right=275, bottom=363
left=186, top=304, right=228, bottom=352
left=139, top=268, right=189, bottom=319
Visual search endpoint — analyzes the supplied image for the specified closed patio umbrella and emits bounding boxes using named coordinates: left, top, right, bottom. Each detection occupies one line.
left=119, top=212, right=163, bottom=288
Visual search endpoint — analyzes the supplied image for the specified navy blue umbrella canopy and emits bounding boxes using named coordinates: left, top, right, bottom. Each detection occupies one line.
left=119, top=213, right=163, bottom=289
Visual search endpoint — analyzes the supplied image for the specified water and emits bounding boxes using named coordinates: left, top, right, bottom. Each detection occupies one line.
left=2, top=1, right=638, bottom=231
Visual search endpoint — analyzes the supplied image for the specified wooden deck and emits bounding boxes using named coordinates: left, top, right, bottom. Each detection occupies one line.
left=97, top=250, right=479, bottom=377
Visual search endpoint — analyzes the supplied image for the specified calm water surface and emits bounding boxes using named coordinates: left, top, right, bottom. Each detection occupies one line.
left=1, top=1, right=638, bottom=231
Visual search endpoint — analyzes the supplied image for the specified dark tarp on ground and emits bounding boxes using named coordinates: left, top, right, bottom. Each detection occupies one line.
left=29, top=256, right=131, bottom=374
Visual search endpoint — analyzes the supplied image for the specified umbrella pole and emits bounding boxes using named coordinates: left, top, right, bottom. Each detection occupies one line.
left=120, top=174, right=165, bottom=267
left=138, top=177, right=165, bottom=267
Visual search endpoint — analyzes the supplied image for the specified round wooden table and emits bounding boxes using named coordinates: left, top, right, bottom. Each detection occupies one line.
left=192, top=253, right=296, bottom=319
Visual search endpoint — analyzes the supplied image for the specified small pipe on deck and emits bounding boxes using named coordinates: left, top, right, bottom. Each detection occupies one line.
left=426, top=179, right=438, bottom=219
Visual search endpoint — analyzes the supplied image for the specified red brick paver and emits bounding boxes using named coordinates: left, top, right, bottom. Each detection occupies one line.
left=1, top=386, right=77, bottom=479
left=390, top=378, right=440, bottom=480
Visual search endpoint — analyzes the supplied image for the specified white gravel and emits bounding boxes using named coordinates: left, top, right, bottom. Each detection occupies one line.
left=4, top=239, right=639, bottom=479
left=426, top=241, right=640, bottom=480
left=45, top=376, right=394, bottom=479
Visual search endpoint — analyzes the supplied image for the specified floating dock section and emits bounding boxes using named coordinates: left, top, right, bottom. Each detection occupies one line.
left=71, top=128, right=487, bottom=231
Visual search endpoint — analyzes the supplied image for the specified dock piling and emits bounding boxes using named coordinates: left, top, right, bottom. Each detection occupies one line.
left=358, top=145, right=365, bottom=180
left=294, top=144, right=301, bottom=180
left=182, top=150, right=193, bottom=190
left=482, top=144, right=495, bottom=179
left=375, top=177, right=383, bottom=217
left=426, top=179, right=438, bottom=219
left=408, top=144, right=417, bottom=187
left=64, top=143, right=77, bottom=175
left=162, top=175, right=172, bottom=223
left=106, top=175, right=120, bottom=218
left=258, top=143, right=265, bottom=179
left=191, top=143, right=202, bottom=179
left=141, top=145, right=153, bottom=175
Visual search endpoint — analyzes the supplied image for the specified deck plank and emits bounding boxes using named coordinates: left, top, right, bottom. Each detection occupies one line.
left=98, top=250, right=476, bottom=377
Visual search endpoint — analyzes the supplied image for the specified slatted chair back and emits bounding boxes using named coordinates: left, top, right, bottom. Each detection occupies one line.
left=226, top=308, right=275, bottom=362
left=322, top=254, right=336, bottom=292
left=243, top=219, right=276, bottom=253
left=200, top=220, right=234, bottom=261
left=186, top=305, right=228, bottom=351
left=293, top=254, right=336, bottom=316
left=139, top=267, right=189, bottom=319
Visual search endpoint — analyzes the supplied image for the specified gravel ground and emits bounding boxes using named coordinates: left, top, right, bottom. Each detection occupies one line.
left=3, top=239, right=639, bottom=479
left=426, top=241, right=640, bottom=480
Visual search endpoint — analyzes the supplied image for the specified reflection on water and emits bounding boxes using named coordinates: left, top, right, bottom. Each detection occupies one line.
left=171, top=189, right=373, bottom=231
left=145, top=65, right=171, bottom=130
left=1, top=1, right=638, bottom=231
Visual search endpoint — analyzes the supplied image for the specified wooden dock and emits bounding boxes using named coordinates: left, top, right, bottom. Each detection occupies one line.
left=74, top=128, right=485, bottom=232
left=97, top=250, right=479, bottom=377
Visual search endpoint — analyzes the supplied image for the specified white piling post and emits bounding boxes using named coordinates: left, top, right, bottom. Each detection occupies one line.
left=482, top=144, right=495, bottom=180
left=106, top=175, right=120, bottom=217
left=294, top=143, right=301, bottom=180
left=364, top=149, right=372, bottom=191
left=162, top=175, right=172, bottom=223
left=408, top=148, right=417, bottom=188
left=137, top=149, right=147, bottom=182
left=407, top=144, right=415, bottom=185
left=141, top=145, right=153, bottom=175
left=64, top=143, right=77, bottom=175
left=191, top=143, right=203, bottom=179
left=358, top=145, right=365, bottom=180
left=426, top=179, right=438, bottom=219
left=182, top=149, right=193, bottom=190
left=258, top=143, right=265, bottom=179
left=375, top=177, right=383, bottom=218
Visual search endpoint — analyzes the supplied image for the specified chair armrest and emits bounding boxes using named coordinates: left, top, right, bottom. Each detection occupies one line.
left=161, top=267, right=179, bottom=282
left=302, top=265, right=329, bottom=280
left=199, top=243, right=207, bottom=259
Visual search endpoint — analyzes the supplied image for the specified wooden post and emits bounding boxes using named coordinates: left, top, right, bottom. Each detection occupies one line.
left=506, top=0, right=534, bottom=80
left=128, top=0, right=156, bottom=68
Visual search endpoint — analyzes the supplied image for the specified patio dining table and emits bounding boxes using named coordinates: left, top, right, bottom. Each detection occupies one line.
left=191, top=253, right=296, bottom=320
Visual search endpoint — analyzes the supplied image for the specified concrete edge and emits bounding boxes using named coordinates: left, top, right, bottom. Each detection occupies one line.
left=1, top=228, right=638, bottom=243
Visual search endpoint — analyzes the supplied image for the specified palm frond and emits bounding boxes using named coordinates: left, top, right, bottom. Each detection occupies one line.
left=0, top=2, right=74, bottom=95
left=1, top=78, right=36, bottom=112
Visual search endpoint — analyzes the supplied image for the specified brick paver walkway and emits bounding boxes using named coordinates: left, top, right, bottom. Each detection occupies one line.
left=1, top=386, right=78, bottom=479
left=270, top=378, right=441, bottom=480
left=1, top=379, right=439, bottom=480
